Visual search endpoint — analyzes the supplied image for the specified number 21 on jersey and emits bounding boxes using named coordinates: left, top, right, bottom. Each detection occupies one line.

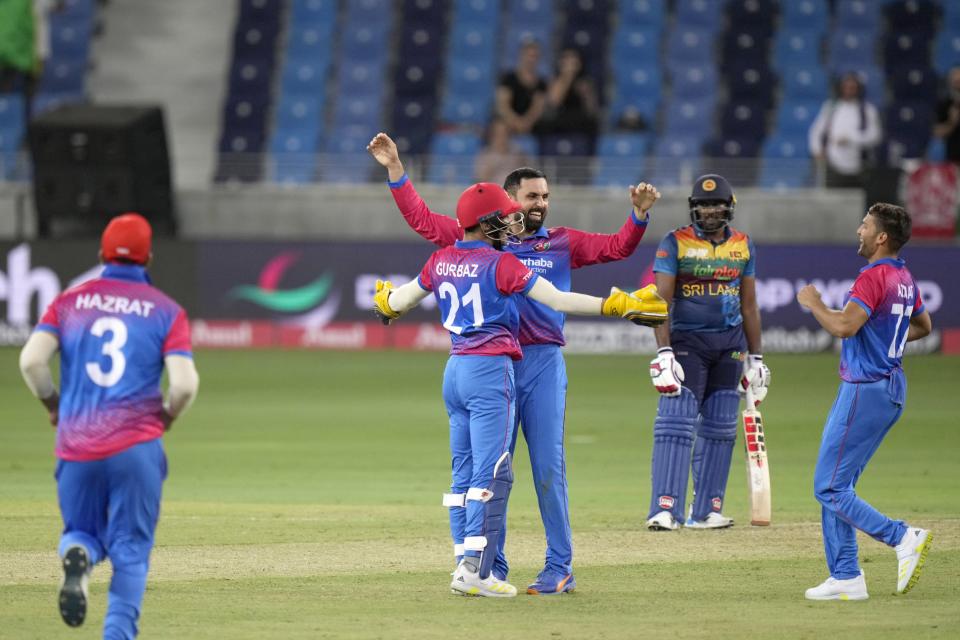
left=438, top=282, right=484, bottom=334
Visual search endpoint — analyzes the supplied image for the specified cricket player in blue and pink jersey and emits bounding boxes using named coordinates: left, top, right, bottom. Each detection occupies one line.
left=368, top=132, right=657, bottom=594
left=372, top=183, right=667, bottom=597
left=19, top=213, right=199, bottom=637
left=798, top=203, right=933, bottom=601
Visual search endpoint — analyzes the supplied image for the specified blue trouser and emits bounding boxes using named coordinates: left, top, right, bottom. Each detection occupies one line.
left=444, top=355, right=516, bottom=574
left=56, top=438, right=167, bottom=640
left=813, top=374, right=908, bottom=580
left=506, top=343, right=571, bottom=576
left=649, top=327, right=745, bottom=521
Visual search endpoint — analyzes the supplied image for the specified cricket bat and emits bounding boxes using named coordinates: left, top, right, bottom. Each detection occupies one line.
left=742, top=386, right=771, bottom=526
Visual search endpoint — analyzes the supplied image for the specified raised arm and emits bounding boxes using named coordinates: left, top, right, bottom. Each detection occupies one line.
left=367, top=132, right=462, bottom=247
left=567, top=183, right=659, bottom=268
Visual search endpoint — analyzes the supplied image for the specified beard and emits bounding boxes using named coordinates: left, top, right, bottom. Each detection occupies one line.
left=524, top=208, right=546, bottom=233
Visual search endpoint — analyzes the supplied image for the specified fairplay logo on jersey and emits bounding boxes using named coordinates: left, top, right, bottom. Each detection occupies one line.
left=226, top=252, right=340, bottom=327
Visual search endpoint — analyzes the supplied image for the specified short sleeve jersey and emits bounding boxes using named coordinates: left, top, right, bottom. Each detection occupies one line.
left=36, top=263, right=192, bottom=461
left=840, top=257, right=924, bottom=382
left=653, top=225, right=756, bottom=332
left=418, top=240, right=538, bottom=359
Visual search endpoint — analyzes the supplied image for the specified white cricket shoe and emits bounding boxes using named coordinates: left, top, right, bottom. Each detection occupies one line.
left=685, top=507, right=734, bottom=529
left=450, top=560, right=517, bottom=598
left=646, top=510, right=680, bottom=531
left=895, top=527, right=933, bottom=595
left=804, top=571, right=869, bottom=601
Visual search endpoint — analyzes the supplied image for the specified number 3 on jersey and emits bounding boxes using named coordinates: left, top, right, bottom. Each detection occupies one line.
left=438, top=282, right=484, bottom=334
left=86, top=317, right=128, bottom=387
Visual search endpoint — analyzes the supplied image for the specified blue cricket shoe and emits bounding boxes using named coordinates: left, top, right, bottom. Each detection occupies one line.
left=526, top=569, right=576, bottom=595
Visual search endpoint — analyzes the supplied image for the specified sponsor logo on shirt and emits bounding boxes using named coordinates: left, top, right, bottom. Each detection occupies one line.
left=656, top=249, right=669, bottom=258
left=533, top=240, right=551, bottom=252
left=75, top=293, right=155, bottom=317
left=684, top=248, right=709, bottom=258
left=434, top=262, right=479, bottom=278
left=519, top=257, right=554, bottom=273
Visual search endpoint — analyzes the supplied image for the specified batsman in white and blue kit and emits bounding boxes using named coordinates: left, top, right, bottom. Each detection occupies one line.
left=797, top=203, right=933, bottom=601
left=19, top=213, right=199, bottom=637
left=372, top=182, right=667, bottom=597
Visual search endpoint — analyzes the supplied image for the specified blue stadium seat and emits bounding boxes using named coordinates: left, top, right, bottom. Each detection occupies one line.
left=663, top=97, right=716, bottom=138
left=450, top=0, right=499, bottom=23
left=884, top=0, right=938, bottom=36
left=340, top=24, right=391, bottom=63
left=884, top=100, right=934, bottom=158
left=772, top=29, right=822, bottom=71
left=613, top=64, right=663, bottom=101
left=395, top=61, right=441, bottom=98
left=933, top=32, right=960, bottom=75
left=592, top=133, right=649, bottom=187
left=666, top=27, right=716, bottom=68
left=49, top=17, right=93, bottom=62
left=670, top=64, right=718, bottom=101
left=727, top=64, right=777, bottom=109
left=619, top=0, right=666, bottom=27
left=675, top=0, right=727, bottom=32
left=647, top=135, right=703, bottom=187
left=286, top=25, right=336, bottom=62
left=888, top=65, right=939, bottom=105
left=758, top=134, right=813, bottom=189
left=279, top=59, right=330, bottom=98
left=232, top=22, right=279, bottom=58
left=827, top=29, right=878, bottom=74
left=228, top=57, right=273, bottom=98
left=934, top=32, right=960, bottom=75
left=834, top=0, right=881, bottom=33
left=222, top=94, right=270, bottom=134
left=884, top=29, right=934, bottom=73
left=726, top=0, right=777, bottom=34
left=704, top=135, right=762, bottom=160
left=607, top=95, right=658, bottom=129
left=926, top=137, right=945, bottom=162
left=448, top=23, right=497, bottom=61
left=38, top=61, right=86, bottom=95
left=514, top=134, right=538, bottom=157
left=780, top=0, right=828, bottom=32
left=719, top=100, right=766, bottom=138
left=612, top=27, right=661, bottom=64
left=426, top=132, right=481, bottom=185
left=289, top=0, right=338, bottom=26
left=401, top=0, right=446, bottom=28
left=269, top=128, right=320, bottom=184
left=0, top=94, right=26, bottom=138
left=336, top=60, right=387, bottom=99
left=322, top=130, right=374, bottom=183
left=274, top=95, right=323, bottom=132
left=772, top=99, right=823, bottom=136
left=391, top=97, right=437, bottom=154
left=780, top=64, right=829, bottom=102
left=721, top=28, right=773, bottom=72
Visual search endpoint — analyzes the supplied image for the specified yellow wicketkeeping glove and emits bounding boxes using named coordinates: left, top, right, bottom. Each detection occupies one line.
left=601, top=284, right=668, bottom=327
left=373, top=279, right=401, bottom=325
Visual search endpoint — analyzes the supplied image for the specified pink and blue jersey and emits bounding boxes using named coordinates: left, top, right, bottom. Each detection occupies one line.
left=36, top=263, right=192, bottom=461
left=391, top=175, right=647, bottom=346
left=418, top=240, right=538, bottom=359
left=841, top=257, right=924, bottom=383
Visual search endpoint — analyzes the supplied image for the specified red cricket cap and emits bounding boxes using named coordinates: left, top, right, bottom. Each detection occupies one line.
left=101, top=212, right=152, bottom=264
left=455, top=183, right=522, bottom=229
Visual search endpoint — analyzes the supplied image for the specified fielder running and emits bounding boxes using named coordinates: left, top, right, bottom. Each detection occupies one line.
left=798, top=203, right=933, bottom=600
left=369, top=132, right=657, bottom=593
left=19, top=213, right=199, bottom=637
left=646, top=174, right=769, bottom=531
left=373, top=183, right=666, bottom=597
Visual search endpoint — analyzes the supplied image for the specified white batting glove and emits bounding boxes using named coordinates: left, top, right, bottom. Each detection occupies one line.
left=649, top=347, right=684, bottom=396
left=740, top=354, right=771, bottom=405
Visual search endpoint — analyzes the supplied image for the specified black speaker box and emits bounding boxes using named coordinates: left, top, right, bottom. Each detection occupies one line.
left=28, top=104, right=175, bottom=236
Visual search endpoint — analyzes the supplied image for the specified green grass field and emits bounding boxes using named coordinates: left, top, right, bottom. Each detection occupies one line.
left=1, top=349, right=958, bottom=639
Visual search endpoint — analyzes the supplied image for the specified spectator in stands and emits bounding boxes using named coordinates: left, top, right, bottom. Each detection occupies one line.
left=808, top=72, right=882, bottom=189
left=933, top=66, right=960, bottom=165
left=0, top=0, right=60, bottom=122
left=474, top=117, right=531, bottom=184
left=537, top=47, right=599, bottom=149
left=496, top=40, right=547, bottom=136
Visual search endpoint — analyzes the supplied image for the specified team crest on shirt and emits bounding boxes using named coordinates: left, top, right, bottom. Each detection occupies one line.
left=534, top=240, right=551, bottom=252
left=658, top=495, right=675, bottom=510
